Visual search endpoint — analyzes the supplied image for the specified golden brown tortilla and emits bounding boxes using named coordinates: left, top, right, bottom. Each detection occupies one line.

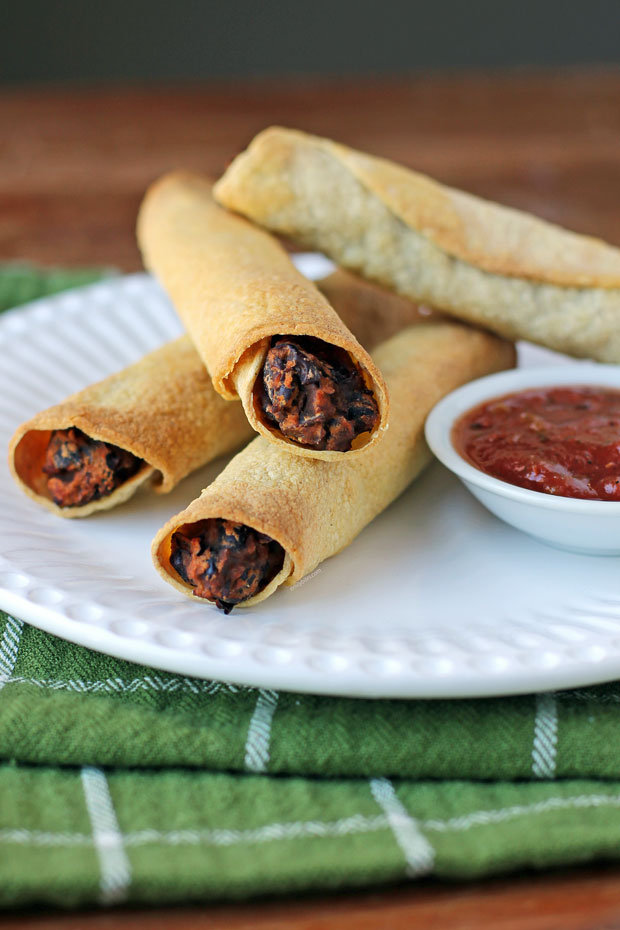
left=215, top=127, right=620, bottom=363
left=137, top=171, right=389, bottom=459
left=9, top=335, right=254, bottom=518
left=317, top=268, right=443, bottom=349
left=152, top=321, right=515, bottom=608
left=8, top=272, right=429, bottom=518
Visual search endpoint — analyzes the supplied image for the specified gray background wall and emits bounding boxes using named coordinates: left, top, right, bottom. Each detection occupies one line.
left=3, top=0, right=620, bottom=84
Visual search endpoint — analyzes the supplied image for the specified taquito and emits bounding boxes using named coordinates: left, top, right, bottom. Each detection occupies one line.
left=9, top=336, right=254, bottom=518
left=317, top=268, right=442, bottom=348
left=215, top=127, right=620, bottom=363
left=152, top=321, right=515, bottom=611
left=137, top=172, right=389, bottom=458
left=8, top=272, right=427, bottom=518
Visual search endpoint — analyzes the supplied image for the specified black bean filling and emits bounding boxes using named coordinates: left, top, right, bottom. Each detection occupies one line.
left=42, top=427, right=142, bottom=507
left=259, top=336, right=380, bottom=451
left=170, top=518, right=284, bottom=613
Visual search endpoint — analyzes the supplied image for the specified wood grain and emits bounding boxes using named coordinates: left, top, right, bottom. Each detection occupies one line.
left=2, top=71, right=620, bottom=270
left=7, top=866, right=620, bottom=929
left=3, top=70, right=620, bottom=927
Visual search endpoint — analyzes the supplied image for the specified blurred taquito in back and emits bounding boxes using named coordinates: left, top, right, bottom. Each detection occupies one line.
left=215, top=127, right=620, bottom=364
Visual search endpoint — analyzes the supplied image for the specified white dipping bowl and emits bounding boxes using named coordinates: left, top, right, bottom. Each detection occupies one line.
left=425, top=364, right=620, bottom=556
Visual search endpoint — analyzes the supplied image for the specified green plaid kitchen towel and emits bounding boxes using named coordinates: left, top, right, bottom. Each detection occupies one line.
left=3, top=266, right=620, bottom=908
left=0, top=264, right=104, bottom=313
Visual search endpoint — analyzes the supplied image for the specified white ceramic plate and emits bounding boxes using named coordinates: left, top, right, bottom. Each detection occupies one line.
left=2, top=259, right=620, bottom=698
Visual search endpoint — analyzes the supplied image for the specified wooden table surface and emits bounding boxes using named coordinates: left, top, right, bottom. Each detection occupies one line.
left=3, top=69, right=620, bottom=928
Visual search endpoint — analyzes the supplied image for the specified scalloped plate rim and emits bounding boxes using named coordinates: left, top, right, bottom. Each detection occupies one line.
left=1, top=264, right=620, bottom=698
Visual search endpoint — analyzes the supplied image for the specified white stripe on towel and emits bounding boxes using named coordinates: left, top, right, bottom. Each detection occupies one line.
left=370, top=777, right=435, bottom=876
left=532, top=693, right=558, bottom=778
left=244, top=689, right=279, bottom=772
left=0, top=616, right=23, bottom=689
left=80, top=766, right=131, bottom=905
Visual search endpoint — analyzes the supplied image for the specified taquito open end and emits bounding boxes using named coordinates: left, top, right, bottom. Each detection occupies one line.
left=7, top=335, right=256, bottom=518
left=232, top=334, right=389, bottom=460
left=152, top=505, right=294, bottom=610
left=9, top=423, right=156, bottom=519
left=138, top=171, right=390, bottom=458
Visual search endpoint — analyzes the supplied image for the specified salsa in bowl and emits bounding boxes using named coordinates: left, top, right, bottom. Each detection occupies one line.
left=425, top=365, right=620, bottom=555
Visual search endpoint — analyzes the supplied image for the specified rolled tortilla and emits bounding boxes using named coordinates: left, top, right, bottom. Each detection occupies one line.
left=215, top=127, right=620, bottom=363
left=9, top=335, right=254, bottom=518
left=317, top=268, right=443, bottom=349
left=137, top=171, right=389, bottom=458
left=8, top=273, right=427, bottom=518
left=152, top=321, right=515, bottom=609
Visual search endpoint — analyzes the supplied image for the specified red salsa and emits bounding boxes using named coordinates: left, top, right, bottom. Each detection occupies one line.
left=453, top=385, right=620, bottom=501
